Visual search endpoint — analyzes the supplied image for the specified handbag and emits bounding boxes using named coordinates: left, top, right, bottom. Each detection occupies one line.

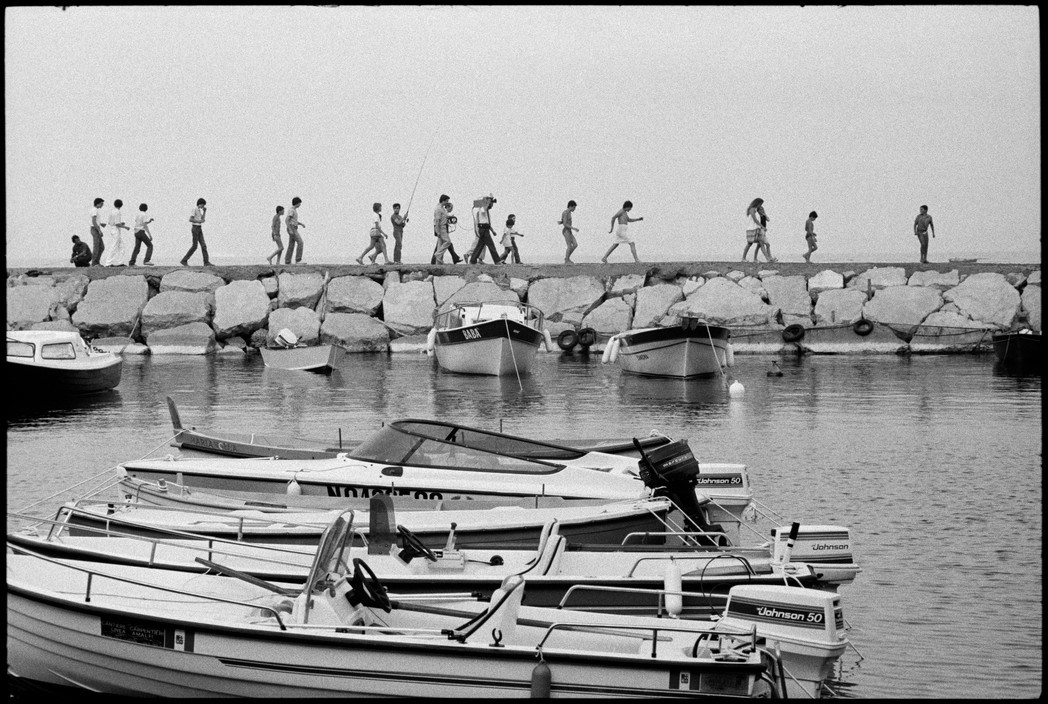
left=746, top=229, right=758, bottom=243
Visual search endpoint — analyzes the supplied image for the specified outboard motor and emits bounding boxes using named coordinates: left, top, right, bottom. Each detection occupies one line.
left=634, top=438, right=726, bottom=545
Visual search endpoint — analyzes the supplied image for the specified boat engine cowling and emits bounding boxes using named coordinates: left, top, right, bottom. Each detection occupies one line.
left=771, top=525, right=854, bottom=565
left=635, top=439, right=725, bottom=543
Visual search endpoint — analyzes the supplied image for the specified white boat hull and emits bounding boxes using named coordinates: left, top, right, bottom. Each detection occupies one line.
left=260, top=344, right=345, bottom=373
left=435, top=334, right=540, bottom=376
left=617, top=326, right=731, bottom=379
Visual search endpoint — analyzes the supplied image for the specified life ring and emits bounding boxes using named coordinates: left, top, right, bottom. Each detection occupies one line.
left=557, top=329, right=578, bottom=351
left=577, top=327, right=597, bottom=349
left=853, top=319, right=875, bottom=337
left=781, top=324, right=806, bottom=343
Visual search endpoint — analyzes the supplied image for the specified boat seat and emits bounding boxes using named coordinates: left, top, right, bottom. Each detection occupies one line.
left=455, top=575, right=525, bottom=646
left=517, top=523, right=566, bottom=577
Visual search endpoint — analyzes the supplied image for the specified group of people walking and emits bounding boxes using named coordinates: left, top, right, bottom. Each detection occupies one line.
left=76, top=194, right=938, bottom=268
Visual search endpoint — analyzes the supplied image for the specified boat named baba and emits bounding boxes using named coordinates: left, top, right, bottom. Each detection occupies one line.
left=427, top=300, right=550, bottom=376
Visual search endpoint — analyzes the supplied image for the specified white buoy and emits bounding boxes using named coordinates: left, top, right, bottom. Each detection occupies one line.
left=728, top=378, right=745, bottom=397
left=286, top=475, right=302, bottom=496
left=664, top=558, right=683, bottom=617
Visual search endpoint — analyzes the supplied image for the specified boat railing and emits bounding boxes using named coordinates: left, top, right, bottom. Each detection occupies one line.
left=623, top=553, right=757, bottom=578
left=555, top=582, right=750, bottom=619
left=7, top=510, right=322, bottom=570
left=6, top=541, right=290, bottom=631
left=621, top=530, right=733, bottom=547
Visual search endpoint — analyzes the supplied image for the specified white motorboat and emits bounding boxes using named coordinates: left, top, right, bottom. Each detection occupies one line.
left=47, top=494, right=677, bottom=548
left=6, top=329, right=122, bottom=395
left=7, top=514, right=813, bottom=697
left=427, top=300, right=550, bottom=376
left=119, top=419, right=756, bottom=539
left=602, top=317, right=734, bottom=379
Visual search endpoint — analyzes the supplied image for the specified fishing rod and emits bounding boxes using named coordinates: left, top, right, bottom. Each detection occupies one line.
left=404, top=130, right=438, bottom=219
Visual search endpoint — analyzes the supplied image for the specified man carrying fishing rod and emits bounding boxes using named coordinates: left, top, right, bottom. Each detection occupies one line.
left=390, top=203, right=407, bottom=264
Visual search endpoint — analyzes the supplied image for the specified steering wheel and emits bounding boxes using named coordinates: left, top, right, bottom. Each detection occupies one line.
left=398, top=525, right=438, bottom=562
left=348, top=558, right=392, bottom=612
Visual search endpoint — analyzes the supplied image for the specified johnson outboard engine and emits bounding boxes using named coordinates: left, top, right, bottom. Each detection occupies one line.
left=634, top=438, right=727, bottom=545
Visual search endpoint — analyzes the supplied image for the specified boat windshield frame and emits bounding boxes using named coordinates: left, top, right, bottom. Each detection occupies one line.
left=434, top=301, right=544, bottom=331
left=347, top=419, right=594, bottom=474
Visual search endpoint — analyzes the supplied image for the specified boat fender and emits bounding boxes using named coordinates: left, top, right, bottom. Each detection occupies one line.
left=286, top=476, right=303, bottom=496
left=541, top=328, right=554, bottom=352
left=725, top=342, right=735, bottom=367
left=853, top=319, right=875, bottom=337
left=556, top=329, right=578, bottom=352
left=664, top=558, right=683, bottom=618
left=781, top=324, right=806, bottom=343
left=601, top=336, right=616, bottom=364
left=577, top=327, right=597, bottom=349
left=609, top=336, right=620, bottom=363
left=530, top=658, right=552, bottom=697
left=425, top=327, right=437, bottom=355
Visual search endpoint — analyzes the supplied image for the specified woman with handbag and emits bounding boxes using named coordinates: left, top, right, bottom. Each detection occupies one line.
left=742, top=198, right=763, bottom=261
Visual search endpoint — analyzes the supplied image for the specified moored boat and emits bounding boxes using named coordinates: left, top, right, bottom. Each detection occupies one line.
left=7, top=515, right=802, bottom=697
left=6, top=330, right=122, bottom=395
left=991, top=329, right=1041, bottom=367
left=428, top=300, right=550, bottom=376
left=602, top=317, right=734, bottom=379
left=259, top=328, right=345, bottom=373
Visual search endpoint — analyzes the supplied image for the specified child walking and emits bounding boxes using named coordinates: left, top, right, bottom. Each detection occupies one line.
left=498, top=214, right=523, bottom=263
left=802, top=211, right=818, bottom=263
left=357, top=202, right=390, bottom=265
left=267, top=206, right=284, bottom=265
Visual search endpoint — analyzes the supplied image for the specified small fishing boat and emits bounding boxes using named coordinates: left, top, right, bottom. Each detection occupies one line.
left=259, top=328, right=345, bottom=373
left=427, top=300, right=550, bottom=376
left=602, top=317, right=735, bottom=379
left=165, top=396, right=673, bottom=460
left=6, top=514, right=805, bottom=697
left=992, top=329, right=1041, bottom=367
left=948, top=257, right=978, bottom=263
left=121, top=419, right=757, bottom=537
left=50, top=494, right=677, bottom=548
left=8, top=514, right=853, bottom=697
left=5, top=329, right=122, bottom=395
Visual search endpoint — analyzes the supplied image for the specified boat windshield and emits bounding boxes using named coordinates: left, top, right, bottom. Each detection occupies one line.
left=7, top=341, right=34, bottom=358
left=348, top=420, right=584, bottom=473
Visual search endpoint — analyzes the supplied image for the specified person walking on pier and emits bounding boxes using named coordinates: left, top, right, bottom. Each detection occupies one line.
left=128, top=203, right=155, bottom=266
left=914, top=205, right=935, bottom=264
left=469, top=195, right=502, bottom=265
left=390, top=203, right=408, bottom=264
left=432, top=195, right=461, bottom=264
left=266, top=206, right=284, bottom=265
left=70, top=235, right=92, bottom=267
left=602, top=200, right=642, bottom=263
left=802, top=211, right=818, bottom=263
left=284, top=197, right=305, bottom=264
left=498, top=214, right=524, bottom=264
left=104, top=199, right=131, bottom=266
left=743, top=198, right=764, bottom=261
left=357, top=202, right=391, bottom=265
left=559, top=200, right=579, bottom=264
left=180, top=198, right=211, bottom=266
left=89, top=197, right=106, bottom=266
left=755, top=202, right=776, bottom=262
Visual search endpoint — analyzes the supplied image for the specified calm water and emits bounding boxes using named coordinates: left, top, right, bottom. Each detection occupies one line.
left=6, top=351, right=1042, bottom=698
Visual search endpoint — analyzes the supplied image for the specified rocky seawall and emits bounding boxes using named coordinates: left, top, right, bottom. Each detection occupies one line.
left=6, top=262, right=1041, bottom=356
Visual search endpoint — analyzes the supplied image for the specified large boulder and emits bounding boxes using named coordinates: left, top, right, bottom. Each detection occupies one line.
left=908, top=269, right=960, bottom=290
left=681, top=276, right=705, bottom=296
left=526, top=276, right=605, bottom=324
left=763, top=275, right=811, bottom=318
left=6, top=284, right=58, bottom=329
left=71, top=275, right=149, bottom=337
left=862, top=285, right=943, bottom=339
left=807, top=269, right=844, bottom=297
left=581, top=297, right=633, bottom=334
left=942, top=272, right=1021, bottom=329
left=849, top=266, right=907, bottom=293
left=432, top=275, right=467, bottom=306
left=277, top=271, right=326, bottom=310
left=28, top=319, right=80, bottom=333
left=608, top=274, right=646, bottom=297
left=52, top=274, right=91, bottom=312
left=160, top=270, right=225, bottom=293
left=382, top=280, right=436, bottom=334
left=1020, top=285, right=1041, bottom=331
left=633, top=283, right=684, bottom=328
left=325, top=275, right=384, bottom=315
left=141, top=290, right=213, bottom=338
left=1027, top=271, right=1041, bottom=286
left=266, top=307, right=321, bottom=346
left=669, top=277, right=777, bottom=326
left=439, top=280, right=518, bottom=312
left=320, top=312, right=390, bottom=352
left=212, top=280, right=271, bottom=339
left=813, top=288, right=867, bottom=325
left=146, top=321, right=216, bottom=355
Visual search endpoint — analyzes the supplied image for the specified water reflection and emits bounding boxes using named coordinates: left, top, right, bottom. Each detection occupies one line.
left=6, top=388, right=124, bottom=426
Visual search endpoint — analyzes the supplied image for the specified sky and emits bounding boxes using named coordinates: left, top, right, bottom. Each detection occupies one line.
left=4, top=5, right=1041, bottom=267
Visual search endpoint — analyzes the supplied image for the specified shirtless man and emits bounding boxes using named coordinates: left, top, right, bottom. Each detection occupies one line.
left=914, top=205, right=935, bottom=264
left=601, top=200, right=643, bottom=263
left=559, top=200, right=579, bottom=263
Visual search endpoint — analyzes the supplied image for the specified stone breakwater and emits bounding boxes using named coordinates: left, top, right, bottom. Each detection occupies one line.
left=6, top=262, right=1041, bottom=356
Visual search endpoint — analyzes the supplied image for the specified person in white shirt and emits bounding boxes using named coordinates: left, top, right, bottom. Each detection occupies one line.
left=103, top=199, right=131, bottom=266
left=129, top=203, right=155, bottom=266
left=356, top=202, right=390, bottom=265
left=498, top=214, right=523, bottom=264
left=181, top=198, right=210, bottom=266
left=468, top=195, right=502, bottom=264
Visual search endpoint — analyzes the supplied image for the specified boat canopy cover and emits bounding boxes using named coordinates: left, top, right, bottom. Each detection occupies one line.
left=348, top=420, right=587, bottom=474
